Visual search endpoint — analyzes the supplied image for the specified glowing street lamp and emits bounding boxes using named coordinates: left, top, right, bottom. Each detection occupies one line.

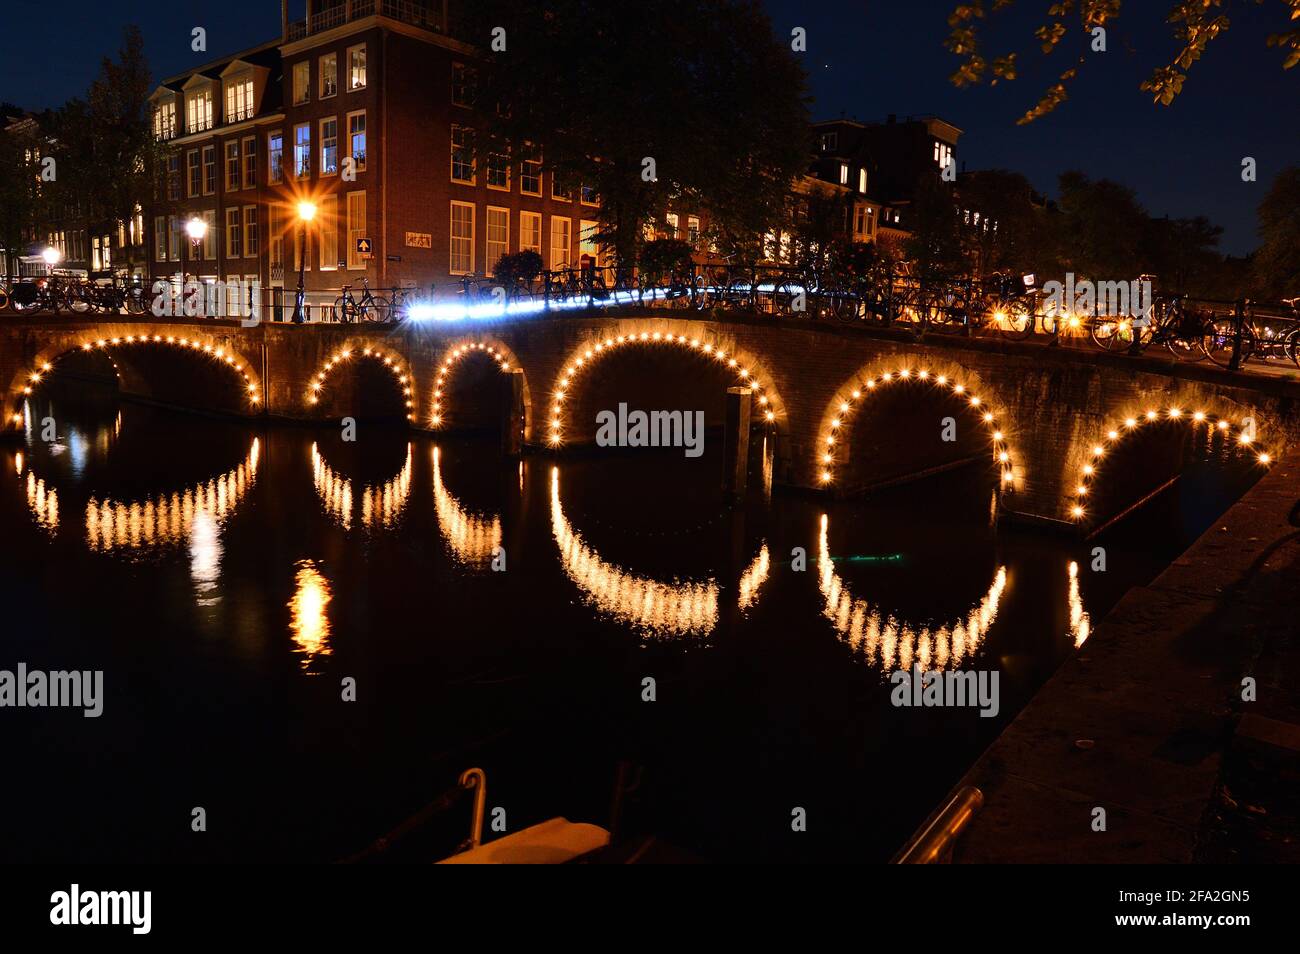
left=292, top=201, right=318, bottom=324
left=185, top=216, right=208, bottom=245
left=41, top=246, right=62, bottom=268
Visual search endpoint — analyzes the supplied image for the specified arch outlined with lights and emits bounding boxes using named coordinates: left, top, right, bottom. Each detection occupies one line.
left=1066, top=405, right=1275, bottom=524
left=431, top=339, right=529, bottom=430
left=7, top=332, right=263, bottom=429
left=814, top=358, right=1019, bottom=492
left=306, top=344, right=417, bottom=422
left=817, top=513, right=1007, bottom=671
left=545, top=323, right=785, bottom=446
left=549, top=466, right=771, bottom=636
left=311, top=441, right=413, bottom=530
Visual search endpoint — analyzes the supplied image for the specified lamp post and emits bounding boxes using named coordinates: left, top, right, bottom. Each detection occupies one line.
left=292, top=200, right=317, bottom=324
left=185, top=217, right=208, bottom=316
left=41, top=246, right=62, bottom=270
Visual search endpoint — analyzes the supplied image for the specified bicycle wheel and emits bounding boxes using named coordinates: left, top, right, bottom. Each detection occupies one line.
left=126, top=286, right=147, bottom=316
left=1203, top=317, right=1255, bottom=368
left=991, top=298, right=1034, bottom=339
left=362, top=295, right=390, bottom=322
left=333, top=296, right=355, bottom=323
left=1285, top=327, right=1300, bottom=368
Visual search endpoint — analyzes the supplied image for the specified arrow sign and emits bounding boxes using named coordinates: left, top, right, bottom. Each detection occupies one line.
left=356, top=237, right=373, bottom=259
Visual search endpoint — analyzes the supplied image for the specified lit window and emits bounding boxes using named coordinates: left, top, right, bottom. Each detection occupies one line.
left=347, top=112, right=366, bottom=171
left=346, top=191, right=366, bottom=270
left=520, top=211, right=541, bottom=255
left=186, top=88, right=213, bottom=133
left=320, top=53, right=337, bottom=98
left=268, top=131, right=283, bottom=183
left=858, top=168, right=867, bottom=193
left=450, top=201, right=474, bottom=274
left=320, top=117, right=338, bottom=176
left=348, top=45, right=366, bottom=90
left=318, top=196, right=337, bottom=270
left=486, top=207, right=509, bottom=275
left=225, top=76, right=254, bottom=122
left=687, top=216, right=700, bottom=249
left=839, top=163, right=848, bottom=185
left=294, top=124, right=310, bottom=179
left=664, top=212, right=679, bottom=238
left=550, top=216, right=571, bottom=270
left=292, top=62, right=310, bottom=105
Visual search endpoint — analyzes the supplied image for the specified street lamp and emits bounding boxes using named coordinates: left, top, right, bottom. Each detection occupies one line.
left=184, top=218, right=208, bottom=315
left=292, top=200, right=317, bottom=324
left=41, top=246, right=62, bottom=269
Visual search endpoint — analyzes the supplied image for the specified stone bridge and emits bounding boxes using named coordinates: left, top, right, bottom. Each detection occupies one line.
left=4, top=309, right=1298, bottom=530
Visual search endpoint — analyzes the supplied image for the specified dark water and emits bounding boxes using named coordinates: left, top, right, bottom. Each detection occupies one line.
left=0, top=382, right=1263, bottom=863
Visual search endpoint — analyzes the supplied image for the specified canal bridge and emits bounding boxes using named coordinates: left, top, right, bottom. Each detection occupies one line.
left=3, top=309, right=1298, bottom=530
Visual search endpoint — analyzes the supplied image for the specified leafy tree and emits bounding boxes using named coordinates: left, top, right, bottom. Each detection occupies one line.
left=946, top=1, right=1300, bottom=124
left=1143, top=214, right=1223, bottom=297
left=903, top=176, right=969, bottom=282
left=465, top=1, right=809, bottom=266
left=638, top=239, right=695, bottom=284
left=956, top=168, right=1059, bottom=277
left=492, top=249, right=545, bottom=286
left=0, top=123, right=40, bottom=282
left=786, top=184, right=853, bottom=269
left=1054, top=171, right=1145, bottom=280
left=1253, top=166, right=1300, bottom=297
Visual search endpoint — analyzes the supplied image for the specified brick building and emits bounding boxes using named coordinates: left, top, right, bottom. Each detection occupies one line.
left=145, top=0, right=627, bottom=319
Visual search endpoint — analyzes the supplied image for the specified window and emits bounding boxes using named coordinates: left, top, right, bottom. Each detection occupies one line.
left=154, top=216, right=167, bottom=261
left=687, top=216, right=701, bottom=249
left=243, top=206, right=258, bottom=257
left=320, top=117, right=338, bottom=176
left=153, top=100, right=177, bottom=140
left=269, top=204, right=283, bottom=269
left=451, top=62, right=475, bottom=107
left=853, top=205, right=874, bottom=237
left=225, top=76, right=254, bottom=123
left=520, top=145, right=541, bottom=196
left=186, top=150, right=201, bottom=197
left=819, top=132, right=837, bottom=152
left=549, top=216, right=570, bottom=269
left=101, top=233, right=112, bottom=268
left=242, top=137, right=256, bottom=189
left=202, top=210, right=216, bottom=259
left=348, top=45, right=366, bottom=90
left=225, top=140, right=241, bottom=191
left=839, top=163, right=849, bottom=186
left=450, top=201, right=474, bottom=274
left=485, top=207, right=509, bottom=275
left=580, top=183, right=598, bottom=206
left=551, top=173, right=571, bottom=201
left=168, top=216, right=181, bottom=262
left=320, top=53, right=337, bottom=98
left=486, top=150, right=509, bottom=190
left=186, top=88, right=213, bottom=133
left=520, top=211, right=541, bottom=255
left=318, top=196, right=338, bottom=270
left=347, top=111, right=366, bottom=171
left=934, top=142, right=953, bottom=170
left=293, top=62, right=310, bottom=105
left=226, top=208, right=242, bottom=258
left=346, top=191, right=366, bottom=270
left=664, top=212, right=679, bottom=238
left=167, top=153, right=182, bottom=201
left=858, top=168, right=867, bottom=194
left=202, top=145, right=216, bottom=195
left=579, top=220, right=599, bottom=262
left=92, top=235, right=102, bottom=272
left=268, top=131, right=283, bottom=183
left=450, top=126, right=474, bottom=183
left=294, top=124, right=310, bottom=179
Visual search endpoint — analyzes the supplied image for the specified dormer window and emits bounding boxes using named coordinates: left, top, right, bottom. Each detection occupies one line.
left=153, top=100, right=177, bottom=140
left=186, top=87, right=214, bottom=134
left=820, top=132, right=837, bottom=153
left=839, top=163, right=848, bottom=185
left=225, top=75, right=255, bottom=123
left=858, top=168, right=867, bottom=194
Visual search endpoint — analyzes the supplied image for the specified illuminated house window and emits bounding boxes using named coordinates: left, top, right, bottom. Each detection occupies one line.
left=294, top=123, right=311, bottom=179
left=450, top=201, right=474, bottom=274
left=858, top=168, right=867, bottom=193
left=268, top=131, right=283, bottom=183
left=153, top=100, right=177, bottom=140
left=348, top=45, right=367, bottom=90
left=820, top=132, right=837, bottom=152
left=318, top=196, right=337, bottom=269
left=520, top=211, right=541, bottom=255
left=550, top=216, right=570, bottom=269
left=348, top=112, right=366, bottom=171
left=293, top=62, right=310, bottom=105
left=687, top=215, right=700, bottom=249
left=186, top=88, right=213, bottom=133
left=486, top=207, right=509, bottom=275
left=320, top=53, right=337, bottom=98
left=346, top=191, right=366, bottom=270
left=320, top=117, right=338, bottom=176
left=934, top=141, right=953, bottom=170
left=839, top=163, right=848, bottom=185
left=225, top=76, right=254, bottom=123
left=664, top=212, right=679, bottom=238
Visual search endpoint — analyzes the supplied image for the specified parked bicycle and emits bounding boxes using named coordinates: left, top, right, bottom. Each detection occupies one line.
left=334, top=277, right=389, bottom=323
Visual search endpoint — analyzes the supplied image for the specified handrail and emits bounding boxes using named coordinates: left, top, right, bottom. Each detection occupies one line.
left=891, top=785, right=983, bottom=864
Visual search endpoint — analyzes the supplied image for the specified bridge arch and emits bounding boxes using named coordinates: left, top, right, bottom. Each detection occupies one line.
left=7, top=330, right=262, bottom=429
left=307, top=343, right=417, bottom=421
left=1065, top=405, right=1274, bottom=526
left=545, top=320, right=787, bottom=447
left=430, top=338, right=530, bottom=432
left=814, top=356, right=1020, bottom=493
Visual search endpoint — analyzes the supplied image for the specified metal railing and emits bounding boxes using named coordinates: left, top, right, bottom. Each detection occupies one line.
left=891, top=785, right=984, bottom=864
left=288, top=0, right=443, bottom=41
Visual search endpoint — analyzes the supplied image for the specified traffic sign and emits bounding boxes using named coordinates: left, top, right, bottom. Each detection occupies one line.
left=356, top=237, right=373, bottom=259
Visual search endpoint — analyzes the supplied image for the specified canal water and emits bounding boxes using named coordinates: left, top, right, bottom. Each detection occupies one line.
left=0, top=382, right=1262, bottom=863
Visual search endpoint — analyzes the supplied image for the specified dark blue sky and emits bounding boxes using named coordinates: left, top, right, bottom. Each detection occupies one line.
left=4, top=1, right=1295, bottom=254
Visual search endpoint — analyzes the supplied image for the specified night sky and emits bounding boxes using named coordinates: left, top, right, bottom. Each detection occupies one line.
left=4, top=1, right=1296, bottom=255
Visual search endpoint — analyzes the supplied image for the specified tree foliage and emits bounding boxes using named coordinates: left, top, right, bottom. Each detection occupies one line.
left=1253, top=166, right=1300, bottom=297
left=464, top=0, right=810, bottom=265
left=947, top=1, right=1300, bottom=124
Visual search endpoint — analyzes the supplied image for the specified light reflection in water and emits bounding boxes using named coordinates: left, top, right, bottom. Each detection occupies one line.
left=311, top=442, right=412, bottom=530
left=25, top=471, right=59, bottom=533
left=818, top=513, right=1006, bottom=671
left=288, top=560, right=333, bottom=672
left=189, top=510, right=222, bottom=605
left=550, top=466, right=719, bottom=637
left=83, top=439, right=260, bottom=551
left=1068, top=561, right=1091, bottom=647
left=432, top=446, right=502, bottom=564
left=738, top=544, right=770, bottom=612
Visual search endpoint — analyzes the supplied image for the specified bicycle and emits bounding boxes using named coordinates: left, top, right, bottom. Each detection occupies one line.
left=334, top=277, right=390, bottom=323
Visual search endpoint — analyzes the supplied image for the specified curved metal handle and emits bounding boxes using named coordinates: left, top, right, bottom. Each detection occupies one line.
left=458, top=767, right=487, bottom=850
